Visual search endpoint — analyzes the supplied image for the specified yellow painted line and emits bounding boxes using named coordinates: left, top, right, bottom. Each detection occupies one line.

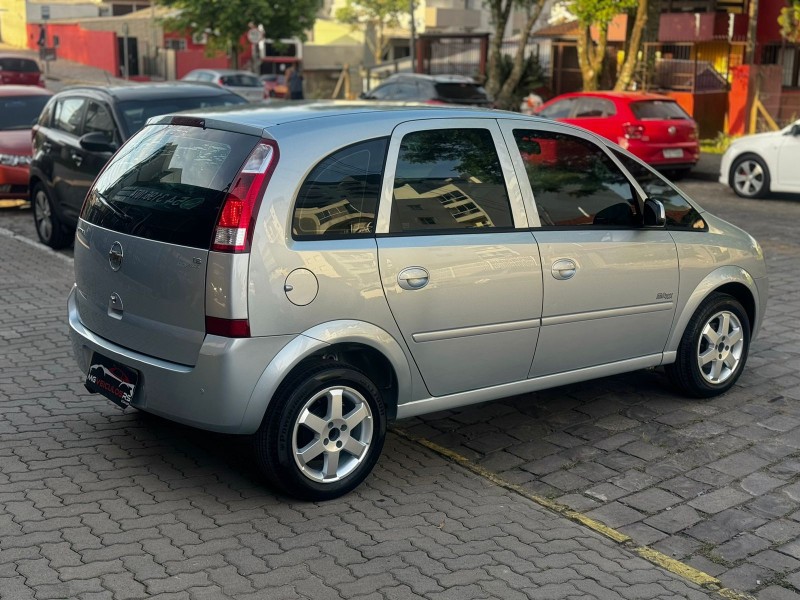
left=393, top=429, right=758, bottom=600
left=0, top=199, right=28, bottom=208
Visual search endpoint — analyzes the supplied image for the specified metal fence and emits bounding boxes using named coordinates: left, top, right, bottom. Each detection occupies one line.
left=637, top=43, right=731, bottom=93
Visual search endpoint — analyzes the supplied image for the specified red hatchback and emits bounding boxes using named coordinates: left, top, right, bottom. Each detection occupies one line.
left=536, top=91, right=699, bottom=175
left=0, top=54, right=45, bottom=87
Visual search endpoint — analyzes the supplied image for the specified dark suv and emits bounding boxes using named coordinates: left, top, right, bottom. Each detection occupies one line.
left=361, top=73, right=491, bottom=106
left=29, top=83, right=247, bottom=248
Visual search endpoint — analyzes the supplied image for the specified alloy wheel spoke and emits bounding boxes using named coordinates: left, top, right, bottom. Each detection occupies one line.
left=724, top=354, right=738, bottom=370
left=702, top=322, right=720, bottom=345
left=296, top=439, right=324, bottom=465
left=699, top=348, right=716, bottom=366
left=328, top=389, right=344, bottom=421
left=342, top=437, right=367, bottom=458
left=344, top=404, right=368, bottom=430
left=298, top=410, right=327, bottom=435
left=710, top=359, right=724, bottom=381
left=727, top=328, right=743, bottom=346
left=322, top=450, right=340, bottom=479
left=720, top=312, right=731, bottom=337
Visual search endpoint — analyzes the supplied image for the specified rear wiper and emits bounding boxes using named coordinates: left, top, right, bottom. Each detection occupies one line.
left=94, top=190, right=132, bottom=222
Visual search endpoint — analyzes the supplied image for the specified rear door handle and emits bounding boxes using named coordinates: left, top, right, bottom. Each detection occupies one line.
left=398, top=267, right=429, bottom=290
left=40, top=141, right=53, bottom=152
left=551, top=259, right=577, bottom=280
left=70, top=151, right=83, bottom=167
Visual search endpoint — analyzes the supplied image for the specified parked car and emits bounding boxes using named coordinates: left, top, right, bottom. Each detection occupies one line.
left=182, top=69, right=264, bottom=102
left=0, top=54, right=45, bottom=87
left=719, top=119, right=800, bottom=199
left=29, top=83, right=248, bottom=248
left=361, top=73, right=491, bottom=106
left=68, top=103, right=767, bottom=500
left=260, top=74, right=288, bottom=99
left=536, top=91, right=699, bottom=176
left=0, top=85, right=52, bottom=205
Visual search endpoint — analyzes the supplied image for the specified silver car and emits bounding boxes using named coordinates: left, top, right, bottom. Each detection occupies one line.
left=68, top=104, right=768, bottom=500
left=181, top=69, right=264, bottom=102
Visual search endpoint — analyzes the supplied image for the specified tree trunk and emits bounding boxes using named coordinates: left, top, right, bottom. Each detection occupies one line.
left=485, top=0, right=513, bottom=98
left=495, top=0, right=545, bottom=109
left=577, top=23, right=608, bottom=91
left=614, top=0, right=648, bottom=91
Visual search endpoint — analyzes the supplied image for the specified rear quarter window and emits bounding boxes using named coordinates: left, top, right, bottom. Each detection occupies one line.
left=81, top=124, right=259, bottom=248
left=0, top=57, right=40, bottom=72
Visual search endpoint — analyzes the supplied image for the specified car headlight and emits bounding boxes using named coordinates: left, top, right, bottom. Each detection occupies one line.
left=0, top=154, right=32, bottom=167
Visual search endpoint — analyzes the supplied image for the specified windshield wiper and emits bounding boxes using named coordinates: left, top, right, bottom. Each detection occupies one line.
left=94, top=190, right=132, bottom=222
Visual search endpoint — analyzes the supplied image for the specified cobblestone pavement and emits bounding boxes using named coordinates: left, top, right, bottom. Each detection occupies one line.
left=0, top=229, right=721, bottom=599
left=401, top=180, right=800, bottom=600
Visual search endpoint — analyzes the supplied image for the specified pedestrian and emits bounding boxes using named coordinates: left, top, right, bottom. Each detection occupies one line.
left=287, top=66, right=304, bottom=100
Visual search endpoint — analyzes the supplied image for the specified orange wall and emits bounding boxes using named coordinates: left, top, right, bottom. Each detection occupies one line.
left=27, top=23, right=119, bottom=76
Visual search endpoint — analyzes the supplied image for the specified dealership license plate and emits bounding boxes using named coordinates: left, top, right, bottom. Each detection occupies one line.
left=663, top=149, right=684, bottom=159
left=85, top=353, right=139, bottom=409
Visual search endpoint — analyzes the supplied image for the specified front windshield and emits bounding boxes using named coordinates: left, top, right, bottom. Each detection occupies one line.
left=116, top=94, right=248, bottom=137
left=0, top=95, right=50, bottom=130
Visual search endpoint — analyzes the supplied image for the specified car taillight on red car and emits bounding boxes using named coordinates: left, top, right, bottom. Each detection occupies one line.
left=623, top=123, right=645, bottom=140
left=211, top=140, right=278, bottom=253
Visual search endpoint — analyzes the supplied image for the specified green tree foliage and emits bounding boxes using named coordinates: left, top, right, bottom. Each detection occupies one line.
left=779, top=0, right=800, bottom=43
left=336, top=0, right=408, bottom=65
left=157, top=0, right=321, bottom=66
left=569, top=0, right=636, bottom=90
left=495, top=53, right=545, bottom=109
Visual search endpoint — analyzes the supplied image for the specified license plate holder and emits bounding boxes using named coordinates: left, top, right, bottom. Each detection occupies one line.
left=85, top=353, right=139, bottom=409
left=663, top=148, right=684, bottom=159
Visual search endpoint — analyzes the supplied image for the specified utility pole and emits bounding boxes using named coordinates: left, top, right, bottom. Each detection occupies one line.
left=745, top=0, right=759, bottom=64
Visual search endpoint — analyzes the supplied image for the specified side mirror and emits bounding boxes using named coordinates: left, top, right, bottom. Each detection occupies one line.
left=791, top=123, right=800, bottom=136
left=643, top=198, right=666, bottom=227
left=79, top=132, right=116, bottom=153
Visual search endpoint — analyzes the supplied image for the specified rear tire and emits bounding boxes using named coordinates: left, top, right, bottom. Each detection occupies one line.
left=32, top=183, right=71, bottom=249
left=730, top=154, right=770, bottom=199
left=253, top=361, right=386, bottom=501
left=666, top=293, right=750, bottom=398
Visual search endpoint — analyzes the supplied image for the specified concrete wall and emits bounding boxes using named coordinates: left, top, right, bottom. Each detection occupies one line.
left=0, top=0, right=28, bottom=47
left=27, top=3, right=101, bottom=24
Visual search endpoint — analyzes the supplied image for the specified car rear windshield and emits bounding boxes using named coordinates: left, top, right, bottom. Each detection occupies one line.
left=630, top=100, right=690, bottom=120
left=220, top=74, right=261, bottom=87
left=0, top=57, right=40, bottom=72
left=0, top=95, right=50, bottom=130
left=116, top=95, right=248, bottom=136
left=434, top=83, right=490, bottom=104
left=80, top=124, right=259, bottom=249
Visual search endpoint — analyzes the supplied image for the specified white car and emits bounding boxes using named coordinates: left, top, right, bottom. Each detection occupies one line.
left=720, top=119, right=800, bottom=198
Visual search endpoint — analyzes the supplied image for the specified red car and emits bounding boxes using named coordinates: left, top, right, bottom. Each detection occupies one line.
left=0, top=54, right=45, bottom=87
left=0, top=85, right=53, bottom=204
left=536, top=91, right=699, bottom=175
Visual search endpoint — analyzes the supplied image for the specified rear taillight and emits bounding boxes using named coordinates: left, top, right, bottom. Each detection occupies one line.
left=623, top=123, right=645, bottom=139
left=211, top=140, right=278, bottom=253
left=205, top=316, right=251, bottom=338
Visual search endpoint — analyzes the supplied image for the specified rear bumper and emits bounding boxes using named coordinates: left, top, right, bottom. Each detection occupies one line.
left=68, top=286, right=294, bottom=434
left=621, top=140, right=700, bottom=168
left=0, top=165, right=30, bottom=199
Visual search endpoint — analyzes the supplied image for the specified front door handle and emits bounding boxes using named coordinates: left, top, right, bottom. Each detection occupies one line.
left=398, top=266, right=429, bottom=290
left=551, top=259, right=577, bottom=280
left=70, top=151, right=83, bottom=167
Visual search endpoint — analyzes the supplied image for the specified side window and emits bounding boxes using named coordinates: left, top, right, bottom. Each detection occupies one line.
left=391, top=82, right=419, bottom=100
left=613, top=150, right=706, bottom=229
left=574, top=97, right=616, bottom=118
left=538, top=98, right=575, bottom=119
left=292, top=138, right=387, bottom=238
left=389, top=128, right=514, bottom=233
left=512, top=129, right=638, bottom=227
left=83, top=102, right=117, bottom=143
left=52, top=98, right=86, bottom=136
left=368, top=84, right=394, bottom=100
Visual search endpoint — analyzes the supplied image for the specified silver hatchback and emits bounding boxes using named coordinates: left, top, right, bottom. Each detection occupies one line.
left=69, top=103, right=768, bottom=500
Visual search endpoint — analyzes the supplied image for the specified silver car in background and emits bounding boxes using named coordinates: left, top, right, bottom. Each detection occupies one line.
left=182, top=68, right=264, bottom=102
left=68, top=104, right=768, bottom=500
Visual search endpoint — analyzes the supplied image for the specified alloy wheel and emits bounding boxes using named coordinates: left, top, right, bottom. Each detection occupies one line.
left=696, top=310, right=744, bottom=385
left=733, top=159, right=765, bottom=197
left=291, top=385, right=374, bottom=483
left=33, top=190, right=53, bottom=243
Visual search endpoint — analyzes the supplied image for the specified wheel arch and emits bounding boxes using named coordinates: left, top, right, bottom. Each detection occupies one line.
left=664, top=266, right=759, bottom=358
left=240, top=320, right=412, bottom=434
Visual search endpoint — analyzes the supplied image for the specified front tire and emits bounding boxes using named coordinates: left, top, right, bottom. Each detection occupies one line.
left=32, top=183, right=71, bottom=249
left=731, top=154, right=770, bottom=199
left=666, top=293, right=751, bottom=398
left=254, top=361, right=386, bottom=501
